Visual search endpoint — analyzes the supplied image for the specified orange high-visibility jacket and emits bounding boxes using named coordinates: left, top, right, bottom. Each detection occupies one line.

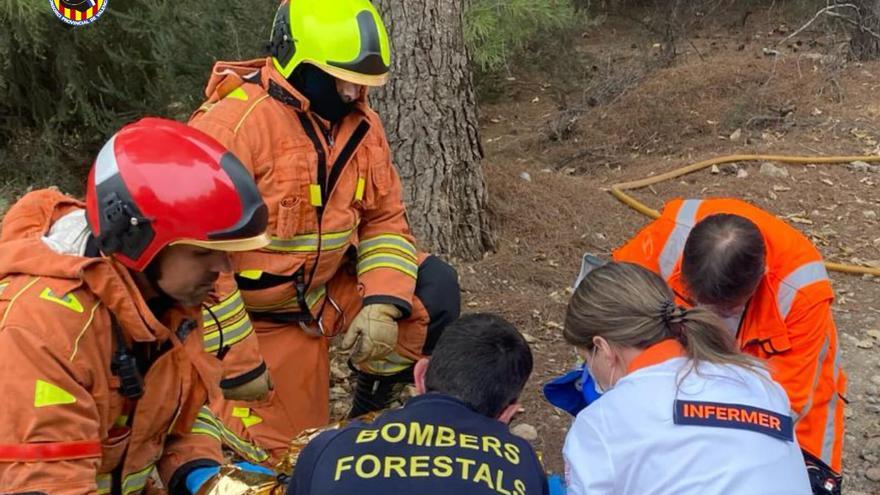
left=0, top=190, right=223, bottom=494
left=189, top=58, right=419, bottom=330
left=614, top=198, right=846, bottom=473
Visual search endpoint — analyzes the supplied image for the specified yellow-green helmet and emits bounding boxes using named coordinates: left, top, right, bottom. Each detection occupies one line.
left=269, top=0, right=391, bottom=87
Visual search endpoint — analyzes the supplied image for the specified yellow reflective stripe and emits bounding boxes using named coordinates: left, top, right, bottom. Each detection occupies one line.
left=96, top=473, right=112, bottom=495
left=355, top=177, right=366, bottom=201
left=243, top=285, right=326, bottom=313
left=226, top=87, right=249, bottom=101
left=70, top=301, right=102, bottom=361
left=241, top=414, right=263, bottom=428
left=310, top=184, right=323, bottom=207
left=306, top=285, right=326, bottom=309
left=192, top=420, right=222, bottom=441
left=238, top=270, right=263, bottom=280
left=34, top=380, right=76, bottom=408
left=121, top=464, right=154, bottom=495
left=115, top=414, right=129, bottom=427
left=357, top=253, right=418, bottom=278
left=193, top=407, right=268, bottom=463
left=358, top=235, right=417, bottom=259
left=203, top=316, right=253, bottom=353
left=202, top=290, right=246, bottom=324
left=232, top=406, right=264, bottom=428
left=266, top=227, right=355, bottom=252
left=0, top=280, right=9, bottom=296
left=39, top=287, right=84, bottom=313
left=1, top=277, right=40, bottom=328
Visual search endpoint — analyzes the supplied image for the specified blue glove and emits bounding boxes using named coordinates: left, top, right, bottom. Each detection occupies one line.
left=543, top=364, right=602, bottom=416
left=186, top=462, right=275, bottom=494
left=548, top=474, right=567, bottom=495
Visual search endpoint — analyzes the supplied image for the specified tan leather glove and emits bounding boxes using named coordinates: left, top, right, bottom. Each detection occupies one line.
left=341, top=303, right=402, bottom=365
left=221, top=368, right=273, bottom=401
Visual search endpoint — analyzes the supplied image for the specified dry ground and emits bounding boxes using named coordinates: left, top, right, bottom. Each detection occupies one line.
left=454, top=6, right=880, bottom=493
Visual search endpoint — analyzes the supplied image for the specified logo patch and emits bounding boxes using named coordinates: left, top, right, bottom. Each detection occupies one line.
left=50, top=0, right=107, bottom=26
left=674, top=400, right=794, bottom=442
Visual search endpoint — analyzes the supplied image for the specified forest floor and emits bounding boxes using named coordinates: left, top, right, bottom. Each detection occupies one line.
left=3, top=2, right=878, bottom=491
left=435, top=4, right=880, bottom=491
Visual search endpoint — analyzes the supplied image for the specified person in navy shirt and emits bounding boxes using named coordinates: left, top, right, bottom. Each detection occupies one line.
left=288, top=313, right=548, bottom=495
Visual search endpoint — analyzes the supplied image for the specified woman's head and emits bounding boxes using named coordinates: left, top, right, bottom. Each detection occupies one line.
left=563, top=262, right=758, bottom=390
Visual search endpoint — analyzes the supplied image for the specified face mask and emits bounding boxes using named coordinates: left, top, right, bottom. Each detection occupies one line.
left=289, top=64, right=353, bottom=123
left=587, top=346, right=616, bottom=394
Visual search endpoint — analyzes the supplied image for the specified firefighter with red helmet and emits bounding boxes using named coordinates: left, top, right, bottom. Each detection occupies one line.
left=0, top=118, right=270, bottom=494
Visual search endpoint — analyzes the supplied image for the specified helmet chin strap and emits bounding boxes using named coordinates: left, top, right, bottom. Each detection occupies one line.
left=289, top=64, right=354, bottom=123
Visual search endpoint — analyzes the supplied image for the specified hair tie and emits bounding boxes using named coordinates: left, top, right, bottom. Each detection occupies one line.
left=660, top=300, right=688, bottom=335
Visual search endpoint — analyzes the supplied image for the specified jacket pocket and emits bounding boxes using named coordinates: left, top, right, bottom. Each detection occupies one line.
left=368, top=145, right=391, bottom=193
left=275, top=197, right=301, bottom=239
left=360, top=145, right=391, bottom=209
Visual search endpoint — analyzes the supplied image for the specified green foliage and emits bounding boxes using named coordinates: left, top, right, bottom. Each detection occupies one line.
left=0, top=0, right=276, bottom=196
left=465, top=0, right=581, bottom=74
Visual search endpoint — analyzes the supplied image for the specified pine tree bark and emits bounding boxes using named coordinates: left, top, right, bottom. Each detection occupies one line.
left=370, top=0, right=493, bottom=260
left=851, top=0, right=880, bottom=59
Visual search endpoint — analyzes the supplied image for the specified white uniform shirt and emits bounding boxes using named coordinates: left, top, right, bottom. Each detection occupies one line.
left=563, top=341, right=811, bottom=495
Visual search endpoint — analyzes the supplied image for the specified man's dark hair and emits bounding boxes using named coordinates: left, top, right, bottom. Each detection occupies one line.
left=681, top=213, right=766, bottom=306
left=424, top=313, right=533, bottom=418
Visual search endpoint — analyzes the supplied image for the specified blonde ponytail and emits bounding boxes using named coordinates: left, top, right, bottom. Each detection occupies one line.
left=564, top=262, right=762, bottom=373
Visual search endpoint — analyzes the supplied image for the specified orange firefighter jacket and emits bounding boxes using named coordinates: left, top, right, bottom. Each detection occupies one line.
left=189, top=58, right=419, bottom=339
left=0, top=190, right=223, bottom=494
left=614, top=198, right=846, bottom=473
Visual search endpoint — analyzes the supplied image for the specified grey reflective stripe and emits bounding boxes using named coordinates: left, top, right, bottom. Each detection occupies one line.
left=94, top=135, right=119, bottom=185
left=305, top=285, right=326, bottom=308
left=776, top=261, right=829, bottom=320
left=357, top=254, right=418, bottom=276
left=202, top=290, right=245, bottom=323
left=203, top=317, right=253, bottom=352
left=821, top=344, right=842, bottom=464
left=192, top=418, right=222, bottom=439
left=268, top=228, right=354, bottom=252
left=796, top=335, right=830, bottom=423
left=358, top=235, right=416, bottom=256
left=658, top=199, right=702, bottom=279
left=96, top=474, right=112, bottom=494
left=194, top=407, right=268, bottom=463
left=122, top=465, right=154, bottom=495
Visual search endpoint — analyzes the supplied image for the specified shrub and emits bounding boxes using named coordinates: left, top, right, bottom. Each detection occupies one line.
left=465, top=0, right=582, bottom=75
left=0, top=0, right=276, bottom=196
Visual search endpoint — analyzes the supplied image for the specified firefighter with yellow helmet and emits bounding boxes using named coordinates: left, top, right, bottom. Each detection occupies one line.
left=188, top=0, right=461, bottom=465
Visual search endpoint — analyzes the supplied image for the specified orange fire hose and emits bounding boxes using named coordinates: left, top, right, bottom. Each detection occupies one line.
left=610, top=154, right=880, bottom=276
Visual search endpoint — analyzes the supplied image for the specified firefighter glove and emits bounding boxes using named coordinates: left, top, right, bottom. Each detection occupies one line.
left=341, top=303, right=402, bottom=364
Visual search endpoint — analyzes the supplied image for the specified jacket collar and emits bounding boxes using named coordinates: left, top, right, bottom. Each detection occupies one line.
left=0, top=190, right=193, bottom=343
left=627, top=339, right=687, bottom=374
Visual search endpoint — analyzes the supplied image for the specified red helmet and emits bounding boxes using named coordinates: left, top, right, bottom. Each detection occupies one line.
left=86, top=118, right=269, bottom=272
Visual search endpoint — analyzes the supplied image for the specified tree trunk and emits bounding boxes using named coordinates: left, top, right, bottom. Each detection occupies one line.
left=851, top=0, right=880, bottom=60
left=370, top=0, right=493, bottom=260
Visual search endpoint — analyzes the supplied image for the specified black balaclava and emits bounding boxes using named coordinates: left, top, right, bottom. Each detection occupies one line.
left=289, top=64, right=353, bottom=124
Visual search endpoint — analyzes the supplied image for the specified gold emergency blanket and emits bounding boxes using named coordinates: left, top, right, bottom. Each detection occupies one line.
left=197, top=412, right=381, bottom=495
